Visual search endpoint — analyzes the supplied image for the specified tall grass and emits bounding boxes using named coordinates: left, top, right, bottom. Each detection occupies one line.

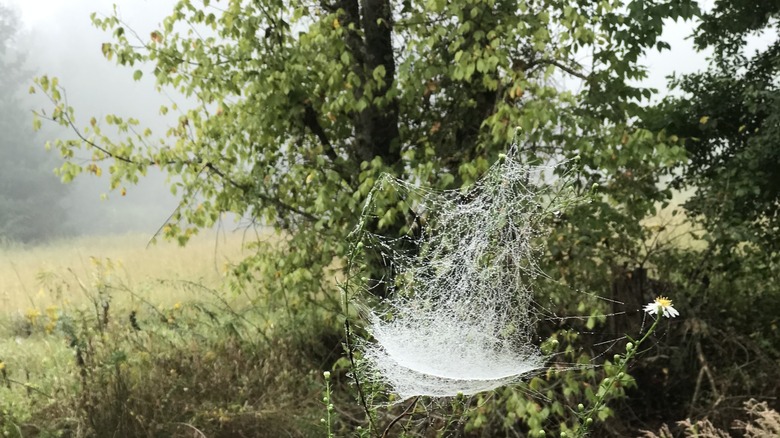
left=0, top=230, right=342, bottom=437
left=0, top=231, right=249, bottom=311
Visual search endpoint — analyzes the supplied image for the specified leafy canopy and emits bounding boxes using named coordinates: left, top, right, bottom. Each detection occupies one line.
left=33, top=0, right=692, bottom=316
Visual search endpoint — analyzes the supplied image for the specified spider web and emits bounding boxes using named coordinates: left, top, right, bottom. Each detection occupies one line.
left=348, top=146, right=593, bottom=402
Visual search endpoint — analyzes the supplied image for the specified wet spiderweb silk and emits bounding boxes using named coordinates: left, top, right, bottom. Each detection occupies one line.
left=353, top=149, right=574, bottom=401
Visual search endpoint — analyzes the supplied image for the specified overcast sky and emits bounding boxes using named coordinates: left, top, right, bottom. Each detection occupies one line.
left=0, top=0, right=770, bottom=237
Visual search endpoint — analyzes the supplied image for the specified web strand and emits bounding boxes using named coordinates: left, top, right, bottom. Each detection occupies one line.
left=352, top=147, right=583, bottom=402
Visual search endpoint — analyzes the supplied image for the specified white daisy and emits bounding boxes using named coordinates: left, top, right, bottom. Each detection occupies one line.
left=644, top=296, right=679, bottom=318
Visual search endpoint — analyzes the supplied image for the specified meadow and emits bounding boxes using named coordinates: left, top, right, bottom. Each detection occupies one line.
left=0, top=231, right=250, bottom=312
left=0, top=221, right=777, bottom=438
left=0, top=230, right=338, bottom=437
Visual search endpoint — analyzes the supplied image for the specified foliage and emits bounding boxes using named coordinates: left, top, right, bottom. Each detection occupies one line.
left=33, top=0, right=692, bottom=288
left=636, top=0, right=780, bottom=430
left=0, top=4, right=69, bottom=243
left=630, top=239, right=780, bottom=432
left=27, top=0, right=725, bottom=435
left=646, top=1, right=780, bottom=251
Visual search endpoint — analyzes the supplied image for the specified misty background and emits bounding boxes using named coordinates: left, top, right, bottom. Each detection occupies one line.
left=2, top=0, right=183, bottom=241
left=0, top=0, right=768, bottom=243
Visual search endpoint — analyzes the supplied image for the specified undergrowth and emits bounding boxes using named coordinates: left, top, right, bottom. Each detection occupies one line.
left=0, top=260, right=342, bottom=438
left=0, top=232, right=777, bottom=437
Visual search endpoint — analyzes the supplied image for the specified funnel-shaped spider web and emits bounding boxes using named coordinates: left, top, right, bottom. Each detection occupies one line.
left=350, top=148, right=576, bottom=402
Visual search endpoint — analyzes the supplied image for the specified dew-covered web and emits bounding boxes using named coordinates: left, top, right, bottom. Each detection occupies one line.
left=348, top=147, right=600, bottom=402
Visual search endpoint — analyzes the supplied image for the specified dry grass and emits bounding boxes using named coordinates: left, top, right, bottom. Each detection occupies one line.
left=639, top=399, right=780, bottom=438
left=0, top=228, right=335, bottom=437
left=0, top=231, right=253, bottom=312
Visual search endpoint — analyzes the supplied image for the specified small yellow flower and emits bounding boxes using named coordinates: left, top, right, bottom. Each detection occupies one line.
left=44, top=322, right=57, bottom=334
left=644, top=296, right=679, bottom=318
left=25, top=308, right=42, bottom=326
left=0, top=361, right=5, bottom=371
left=45, top=305, right=59, bottom=320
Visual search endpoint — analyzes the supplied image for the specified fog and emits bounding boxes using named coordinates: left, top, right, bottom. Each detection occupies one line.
left=6, top=0, right=184, bottom=238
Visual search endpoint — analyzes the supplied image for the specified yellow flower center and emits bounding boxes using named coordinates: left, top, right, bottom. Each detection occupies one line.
left=655, top=296, right=672, bottom=307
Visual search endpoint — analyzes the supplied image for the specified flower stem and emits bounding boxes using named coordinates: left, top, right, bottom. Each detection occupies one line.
left=574, top=316, right=661, bottom=437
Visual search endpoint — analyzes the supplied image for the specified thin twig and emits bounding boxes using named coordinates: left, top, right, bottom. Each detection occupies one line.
left=381, top=396, right=420, bottom=438
left=37, top=87, right=319, bottom=224
left=5, top=378, right=53, bottom=399
left=174, top=422, right=208, bottom=437
left=689, top=339, right=721, bottom=418
left=527, top=58, right=589, bottom=80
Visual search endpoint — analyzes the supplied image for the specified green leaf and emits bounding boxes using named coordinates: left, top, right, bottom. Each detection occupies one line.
left=101, top=42, right=113, bottom=59
left=372, top=65, right=386, bottom=82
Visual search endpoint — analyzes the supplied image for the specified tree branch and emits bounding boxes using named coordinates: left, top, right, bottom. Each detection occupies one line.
left=38, top=94, right=318, bottom=224
left=303, top=102, right=339, bottom=164
left=204, top=162, right=319, bottom=222
left=525, top=58, right=589, bottom=80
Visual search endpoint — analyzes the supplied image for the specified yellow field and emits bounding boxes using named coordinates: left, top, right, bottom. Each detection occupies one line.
left=0, top=231, right=253, bottom=313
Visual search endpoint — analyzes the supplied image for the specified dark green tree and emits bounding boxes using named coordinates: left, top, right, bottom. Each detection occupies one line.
left=0, top=4, right=69, bottom=243
left=649, top=1, right=780, bottom=249
left=640, top=1, right=780, bottom=428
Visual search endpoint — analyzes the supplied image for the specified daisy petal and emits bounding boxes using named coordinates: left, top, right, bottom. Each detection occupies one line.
left=644, top=296, right=680, bottom=318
